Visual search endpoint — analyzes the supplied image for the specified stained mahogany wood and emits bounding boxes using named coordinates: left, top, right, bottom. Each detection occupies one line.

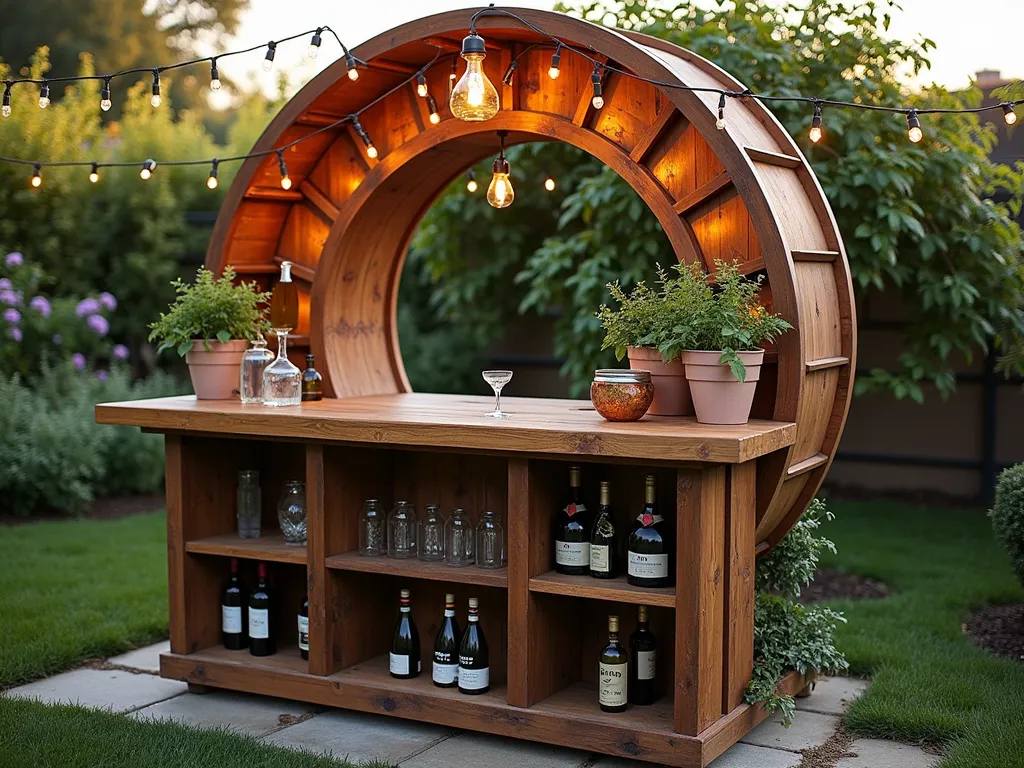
left=185, top=533, right=307, bottom=565
left=325, top=551, right=508, bottom=588
left=529, top=571, right=675, bottom=608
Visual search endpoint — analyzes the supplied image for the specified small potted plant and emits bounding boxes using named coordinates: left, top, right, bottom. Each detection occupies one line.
left=149, top=266, right=271, bottom=400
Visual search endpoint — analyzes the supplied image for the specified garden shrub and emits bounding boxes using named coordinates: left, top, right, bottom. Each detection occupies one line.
left=991, top=463, right=1024, bottom=588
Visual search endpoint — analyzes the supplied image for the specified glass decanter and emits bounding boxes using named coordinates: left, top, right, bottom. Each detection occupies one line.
left=388, top=501, right=417, bottom=559
left=240, top=335, right=275, bottom=404
left=418, top=504, right=446, bottom=562
left=277, top=480, right=307, bottom=545
left=445, top=507, right=475, bottom=567
left=358, top=499, right=387, bottom=556
left=236, top=470, right=261, bottom=538
left=476, top=510, right=504, bottom=569
left=262, top=329, right=301, bottom=407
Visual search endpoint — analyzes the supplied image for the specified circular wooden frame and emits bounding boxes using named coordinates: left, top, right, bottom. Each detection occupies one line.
left=206, top=7, right=856, bottom=548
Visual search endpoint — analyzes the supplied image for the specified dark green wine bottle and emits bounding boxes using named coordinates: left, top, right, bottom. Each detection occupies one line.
left=599, top=615, right=627, bottom=712
left=627, top=475, right=670, bottom=588
left=628, top=605, right=657, bottom=704
left=390, top=588, right=421, bottom=679
left=298, top=594, right=309, bottom=661
left=222, top=558, right=247, bottom=650
left=589, top=481, right=617, bottom=579
left=458, top=597, right=489, bottom=694
left=554, top=465, right=590, bottom=575
left=432, top=593, right=460, bottom=688
left=248, top=562, right=275, bottom=657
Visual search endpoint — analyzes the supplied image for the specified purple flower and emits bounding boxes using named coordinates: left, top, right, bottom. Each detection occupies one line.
left=9, top=327, right=21, bottom=342
left=96, top=370, right=108, bottom=382
left=112, top=343, right=130, bottom=360
left=29, top=295, right=51, bottom=317
left=98, top=292, right=117, bottom=311
left=76, top=298, right=101, bottom=317
left=52, top=333, right=63, bottom=345
left=86, top=313, right=109, bottom=336
left=5, top=252, right=23, bottom=267
left=71, top=353, right=86, bottom=370
left=0, top=278, right=11, bottom=290
left=0, top=289, right=21, bottom=306
left=3, top=308, right=20, bottom=324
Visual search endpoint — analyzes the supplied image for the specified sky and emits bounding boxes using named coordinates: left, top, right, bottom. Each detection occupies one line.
left=217, top=0, right=1023, bottom=98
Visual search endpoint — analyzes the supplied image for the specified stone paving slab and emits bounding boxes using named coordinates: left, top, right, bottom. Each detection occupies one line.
left=106, top=641, right=171, bottom=674
left=596, top=741, right=801, bottom=768
left=401, top=732, right=586, bottom=768
left=264, top=709, right=453, bottom=763
left=796, top=676, right=869, bottom=716
left=4, top=668, right=185, bottom=712
left=130, top=690, right=318, bottom=738
left=836, top=738, right=939, bottom=768
left=741, top=710, right=839, bottom=752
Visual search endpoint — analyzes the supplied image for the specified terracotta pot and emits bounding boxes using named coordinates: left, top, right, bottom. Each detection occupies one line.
left=626, top=346, right=693, bottom=417
left=184, top=339, right=248, bottom=400
left=681, top=349, right=764, bottom=425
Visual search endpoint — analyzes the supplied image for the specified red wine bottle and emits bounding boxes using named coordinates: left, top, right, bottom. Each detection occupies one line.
left=298, top=594, right=309, bottom=661
left=458, top=597, right=489, bottom=695
left=222, top=558, right=247, bottom=650
left=432, top=593, right=460, bottom=688
left=248, top=562, right=275, bottom=657
left=628, top=605, right=657, bottom=705
left=390, top=589, right=421, bottom=678
left=554, top=465, right=590, bottom=575
left=627, top=475, right=670, bottom=588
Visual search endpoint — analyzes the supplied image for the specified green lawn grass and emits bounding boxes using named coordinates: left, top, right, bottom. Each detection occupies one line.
left=822, top=500, right=1024, bottom=768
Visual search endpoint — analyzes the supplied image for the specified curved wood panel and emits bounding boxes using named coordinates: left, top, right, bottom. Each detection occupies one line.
left=206, top=7, right=856, bottom=550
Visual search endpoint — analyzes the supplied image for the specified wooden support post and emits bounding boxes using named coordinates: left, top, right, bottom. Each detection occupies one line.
left=675, top=466, right=726, bottom=735
left=506, top=457, right=530, bottom=707
left=723, top=461, right=756, bottom=712
left=165, top=434, right=188, bottom=655
left=305, top=443, right=335, bottom=676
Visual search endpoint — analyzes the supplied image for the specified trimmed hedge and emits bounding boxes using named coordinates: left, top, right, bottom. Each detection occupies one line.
left=992, top=463, right=1024, bottom=588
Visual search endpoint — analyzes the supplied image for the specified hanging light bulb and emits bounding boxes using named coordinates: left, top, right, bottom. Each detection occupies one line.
left=151, top=71, right=162, bottom=108
left=716, top=93, right=727, bottom=130
left=38, top=81, right=50, bottom=109
left=31, top=164, right=42, bottom=188
left=277, top=152, right=291, bottom=190
left=207, top=159, right=219, bottom=189
left=308, top=28, right=323, bottom=59
left=3, top=83, right=13, bottom=118
left=416, top=72, right=428, bottom=98
left=210, top=60, right=221, bottom=92
left=1002, top=103, right=1017, bottom=126
left=140, top=159, right=156, bottom=180
left=549, top=45, right=562, bottom=80
left=100, top=78, right=112, bottom=111
left=263, top=41, right=277, bottom=71
left=809, top=102, right=823, bottom=143
left=352, top=117, right=377, bottom=158
left=466, top=169, right=478, bottom=193
left=906, top=110, right=922, bottom=143
left=450, top=32, right=499, bottom=121
left=345, top=52, right=360, bottom=81
left=89, top=162, right=100, bottom=183
left=590, top=64, right=604, bottom=109
left=427, top=95, right=441, bottom=125
left=544, top=175, right=555, bottom=192
left=487, top=131, right=514, bottom=209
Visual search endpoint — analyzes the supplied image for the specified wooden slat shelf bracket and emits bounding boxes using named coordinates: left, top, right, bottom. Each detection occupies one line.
left=673, top=172, right=733, bottom=216
left=743, top=146, right=803, bottom=169
left=786, top=453, right=828, bottom=478
left=791, top=250, right=839, bottom=263
left=805, top=356, right=850, bottom=372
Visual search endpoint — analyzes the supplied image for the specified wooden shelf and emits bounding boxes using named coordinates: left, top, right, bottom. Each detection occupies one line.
left=177, top=643, right=308, bottom=674
left=531, top=679, right=675, bottom=731
left=530, top=570, right=676, bottom=608
left=185, top=533, right=307, bottom=565
left=325, top=551, right=508, bottom=588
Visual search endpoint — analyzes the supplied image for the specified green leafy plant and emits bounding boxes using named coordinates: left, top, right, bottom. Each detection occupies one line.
left=991, top=463, right=1024, bottom=588
left=148, top=267, right=270, bottom=357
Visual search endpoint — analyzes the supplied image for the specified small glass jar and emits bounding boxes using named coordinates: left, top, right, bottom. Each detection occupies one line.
left=418, top=504, right=446, bottom=562
left=445, top=507, right=475, bottom=567
left=476, top=510, right=505, bottom=569
left=277, top=480, right=307, bottom=545
left=358, top=499, right=387, bottom=556
left=240, top=336, right=275, bottom=404
left=236, top=470, right=261, bottom=539
left=590, top=368, right=655, bottom=422
left=388, top=501, right=417, bottom=559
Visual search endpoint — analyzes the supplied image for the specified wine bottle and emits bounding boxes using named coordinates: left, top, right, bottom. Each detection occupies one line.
left=248, top=562, right=275, bottom=656
left=270, top=260, right=299, bottom=330
left=298, top=594, right=309, bottom=661
left=390, top=588, right=421, bottom=679
left=628, top=605, right=657, bottom=705
left=458, top=597, right=489, bottom=695
left=554, top=465, right=590, bottom=575
left=627, top=474, right=670, bottom=588
left=222, top=558, right=247, bottom=650
left=301, top=354, right=323, bottom=402
left=599, top=615, right=628, bottom=713
left=589, top=480, right=617, bottom=579
left=432, top=593, right=461, bottom=688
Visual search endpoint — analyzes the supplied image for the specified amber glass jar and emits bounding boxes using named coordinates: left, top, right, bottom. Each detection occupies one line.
left=590, top=369, right=655, bottom=422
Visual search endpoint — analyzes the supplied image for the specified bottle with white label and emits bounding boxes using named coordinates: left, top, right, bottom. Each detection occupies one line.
left=554, top=465, right=590, bottom=575
left=458, top=597, right=489, bottom=695
left=432, top=593, right=461, bottom=688
left=390, top=588, right=421, bottom=679
left=222, top=558, right=247, bottom=650
left=248, top=562, right=275, bottom=657
left=298, top=594, right=309, bottom=661
left=589, top=480, right=618, bottom=579
left=627, top=474, right=670, bottom=588
left=599, top=614, right=627, bottom=713
left=628, top=605, right=657, bottom=704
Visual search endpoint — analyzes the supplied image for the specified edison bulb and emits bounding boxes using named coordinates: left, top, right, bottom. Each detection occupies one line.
left=544, top=177, right=555, bottom=192
left=280, top=174, right=292, bottom=190
left=450, top=36, right=499, bottom=122
left=307, top=44, right=319, bottom=60
left=487, top=159, right=514, bottom=209
left=207, top=175, right=218, bottom=190
left=716, top=116, right=726, bottom=130
left=908, top=126, right=923, bottom=143
left=347, top=65, right=359, bottom=81
left=101, top=97, right=112, bottom=111
left=591, top=95, right=604, bottom=110
left=210, top=78, right=221, bottom=91
left=262, top=58, right=274, bottom=72
left=417, top=82, right=428, bottom=98
left=809, top=125, right=822, bottom=143
left=31, top=173, right=42, bottom=188
left=89, top=170, right=99, bottom=183
left=1004, top=109, right=1017, bottom=126
left=365, top=144, right=378, bottom=159
left=467, top=178, right=478, bottom=193
left=1, top=104, right=10, bottom=118
left=39, top=96, right=50, bottom=109
left=429, top=111, right=440, bottom=125
left=151, top=93, right=162, bottom=108
left=548, top=65, right=560, bottom=80
left=140, top=168, right=152, bottom=180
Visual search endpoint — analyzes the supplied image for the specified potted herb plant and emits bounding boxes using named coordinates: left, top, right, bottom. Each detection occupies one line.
left=149, top=266, right=271, bottom=400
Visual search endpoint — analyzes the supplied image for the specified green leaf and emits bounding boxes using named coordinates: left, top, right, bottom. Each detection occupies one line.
left=176, top=341, right=193, bottom=358
left=216, top=330, right=231, bottom=344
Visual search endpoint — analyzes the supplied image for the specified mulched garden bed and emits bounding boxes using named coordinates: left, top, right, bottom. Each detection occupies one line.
left=801, top=568, right=891, bottom=603
left=964, top=602, right=1024, bottom=663
left=0, top=494, right=165, bottom=526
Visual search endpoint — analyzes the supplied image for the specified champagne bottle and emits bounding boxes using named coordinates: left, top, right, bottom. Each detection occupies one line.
left=627, top=475, right=670, bottom=588
left=589, top=480, right=617, bottom=579
left=599, top=615, right=627, bottom=713
left=298, top=594, right=309, bottom=661
left=432, top=593, right=461, bottom=688
left=248, top=562, right=275, bottom=657
left=222, top=558, right=247, bottom=650
left=628, top=605, right=657, bottom=704
left=458, top=597, right=489, bottom=695
left=301, top=354, right=323, bottom=402
left=554, top=465, right=590, bottom=575
left=270, top=260, right=298, bottom=330
left=390, top=588, right=421, bottom=679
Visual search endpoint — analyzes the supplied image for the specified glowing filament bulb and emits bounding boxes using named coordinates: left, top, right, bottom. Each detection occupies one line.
left=31, top=164, right=42, bottom=188
left=89, top=163, right=100, bottom=183
left=346, top=54, right=360, bottom=81
left=427, top=95, right=440, bottom=125
left=207, top=160, right=219, bottom=190
left=590, top=66, right=604, bottom=109
left=140, top=159, right=156, bottom=180
left=416, top=72, right=428, bottom=98
left=38, top=82, right=50, bottom=109
left=100, top=80, right=112, bottom=111
left=544, top=176, right=555, bottom=192
left=450, top=33, right=499, bottom=121
left=308, top=29, right=322, bottom=60
left=210, top=61, right=221, bottom=91
left=549, top=47, right=561, bottom=80
left=907, top=110, right=922, bottom=143
left=809, top=103, right=823, bottom=143
left=487, top=159, right=514, bottom=208
left=2, top=85, right=11, bottom=118
left=277, top=152, right=291, bottom=189
left=466, top=169, right=478, bottom=193
left=1002, top=103, right=1017, bottom=125
left=151, top=72, right=161, bottom=108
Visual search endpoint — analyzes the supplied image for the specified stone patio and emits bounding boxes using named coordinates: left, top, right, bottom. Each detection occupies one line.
left=4, top=642, right=939, bottom=768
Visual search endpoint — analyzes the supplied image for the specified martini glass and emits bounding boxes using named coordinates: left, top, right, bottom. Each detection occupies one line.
left=482, top=370, right=513, bottom=418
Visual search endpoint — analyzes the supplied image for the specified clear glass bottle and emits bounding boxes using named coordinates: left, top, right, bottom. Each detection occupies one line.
left=445, top=507, right=475, bottom=567
left=475, top=510, right=504, bottom=569
left=262, top=329, right=302, bottom=407
left=388, top=501, right=417, bottom=559
left=270, top=260, right=299, bottom=331
left=240, top=336, right=274, bottom=404
left=236, top=470, right=261, bottom=538
left=358, top=499, right=387, bottom=556
left=277, top=480, right=307, bottom=545
left=419, top=504, right=446, bottom=562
